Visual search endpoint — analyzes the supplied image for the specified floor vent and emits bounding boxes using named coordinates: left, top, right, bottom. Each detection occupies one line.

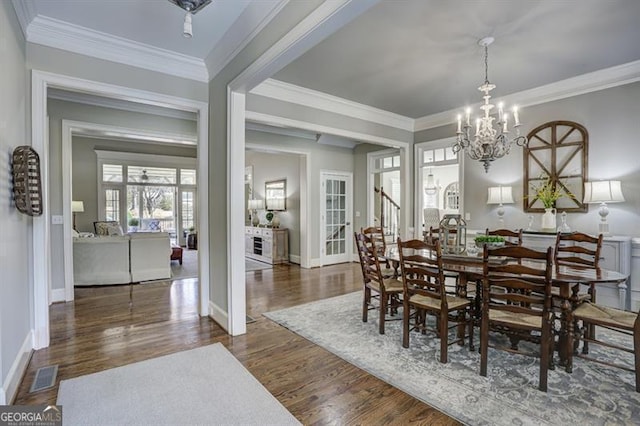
left=30, top=365, right=58, bottom=393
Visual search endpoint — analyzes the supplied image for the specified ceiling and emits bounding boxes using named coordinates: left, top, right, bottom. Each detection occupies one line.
left=274, top=0, right=640, bottom=119
left=14, top=0, right=640, bottom=123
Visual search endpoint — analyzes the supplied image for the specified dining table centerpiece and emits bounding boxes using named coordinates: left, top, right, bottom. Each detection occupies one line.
left=530, top=174, right=570, bottom=231
left=474, top=235, right=505, bottom=249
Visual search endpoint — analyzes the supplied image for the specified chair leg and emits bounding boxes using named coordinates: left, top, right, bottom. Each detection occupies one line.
left=467, top=311, right=475, bottom=352
left=362, top=287, right=370, bottom=323
left=634, top=327, right=639, bottom=392
left=539, top=321, right=551, bottom=392
left=480, top=318, right=488, bottom=377
left=379, top=292, right=387, bottom=334
left=440, top=310, right=448, bottom=363
left=402, top=300, right=410, bottom=348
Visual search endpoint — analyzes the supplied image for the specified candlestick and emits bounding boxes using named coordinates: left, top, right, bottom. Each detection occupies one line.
left=498, top=102, right=504, bottom=121
left=456, top=114, right=462, bottom=133
left=475, top=118, right=480, bottom=135
left=513, top=106, right=520, bottom=126
left=465, top=108, right=471, bottom=126
left=502, top=113, right=509, bottom=133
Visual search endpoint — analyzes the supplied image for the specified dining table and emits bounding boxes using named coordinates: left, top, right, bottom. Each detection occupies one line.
left=383, top=245, right=629, bottom=373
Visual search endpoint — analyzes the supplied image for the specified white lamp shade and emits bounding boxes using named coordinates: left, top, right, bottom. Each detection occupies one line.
left=583, top=180, right=625, bottom=203
left=487, top=186, right=514, bottom=205
left=247, top=199, right=264, bottom=210
left=267, top=198, right=286, bottom=211
left=71, top=201, right=84, bottom=213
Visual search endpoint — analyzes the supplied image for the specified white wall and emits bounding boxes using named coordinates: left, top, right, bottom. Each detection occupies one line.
left=246, top=150, right=301, bottom=259
left=0, top=1, right=32, bottom=404
left=415, top=81, right=640, bottom=237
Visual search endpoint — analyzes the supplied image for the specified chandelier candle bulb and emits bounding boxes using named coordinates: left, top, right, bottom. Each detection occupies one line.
left=457, top=115, right=462, bottom=133
left=513, top=107, right=520, bottom=126
left=502, top=114, right=509, bottom=133
left=465, top=108, right=471, bottom=126
left=498, top=103, right=504, bottom=121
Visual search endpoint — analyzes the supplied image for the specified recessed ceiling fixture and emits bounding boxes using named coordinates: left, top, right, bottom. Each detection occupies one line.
left=168, top=0, right=212, bottom=38
left=452, top=37, right=528, bottom=173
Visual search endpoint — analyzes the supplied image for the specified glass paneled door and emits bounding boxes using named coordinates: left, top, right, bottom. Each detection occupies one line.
left=321, top=171, right=353, bottom=265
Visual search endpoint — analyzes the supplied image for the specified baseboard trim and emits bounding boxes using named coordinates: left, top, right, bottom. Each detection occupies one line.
left=51, top=288, right=66, bottom=303
left=208, top=301, right=229, bottom=333
left=289, top=254, right=301, bottom=264
left=1, top=331, right=33, bottom=404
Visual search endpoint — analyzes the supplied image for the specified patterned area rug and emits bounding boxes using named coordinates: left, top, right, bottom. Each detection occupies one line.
left=264, top=292, right=639, bottom=426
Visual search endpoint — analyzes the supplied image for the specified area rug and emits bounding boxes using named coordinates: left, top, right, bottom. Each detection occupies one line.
left=170, top=248, right=198, bottom=280
left=246, top=258, right=272, bottom=272
left=57, top=343, right=300, bottom=425
left=264, top=292, right=639, bottom=426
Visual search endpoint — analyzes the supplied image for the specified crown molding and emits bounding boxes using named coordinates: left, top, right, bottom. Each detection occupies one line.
left=251, top=78, right=414, bottom=132
left=414, top=59, right=640, bottom=132
left=11, top=0, right=36, bottom=37
left=48, top=89, right=197, bottom=121
left=27, top=16, right=208, bottom=82
left=206, top=0, right=289, bottom=81
left=67, top=120, right=197, bottom=146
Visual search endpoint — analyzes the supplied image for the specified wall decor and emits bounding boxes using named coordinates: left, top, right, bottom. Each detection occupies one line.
left=523, top=120, right=588, bottom=213
left=12, top=146, right=43, bottom=216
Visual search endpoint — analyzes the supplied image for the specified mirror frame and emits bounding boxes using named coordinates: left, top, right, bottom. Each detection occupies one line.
left=265, top=179, right=286, bottom=211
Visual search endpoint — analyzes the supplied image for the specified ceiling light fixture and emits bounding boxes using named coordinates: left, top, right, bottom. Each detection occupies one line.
left=452, top=37, right=528, bottom=173
left=424, top=169, right=438, bottom=195
left=168, top=0, right=212, bottom=38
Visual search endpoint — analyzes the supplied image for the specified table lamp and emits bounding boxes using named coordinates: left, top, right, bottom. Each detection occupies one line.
left=247, top=199, right=263, bottom=227
left=72, top=200, right=84, bottom=230
left=487, top=186, right=514, bottom=227
left=583, top=180, right=625, bottom=235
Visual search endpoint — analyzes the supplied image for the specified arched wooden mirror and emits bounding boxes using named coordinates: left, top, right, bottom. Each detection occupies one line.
left=523, top=120, right=588, bottom=213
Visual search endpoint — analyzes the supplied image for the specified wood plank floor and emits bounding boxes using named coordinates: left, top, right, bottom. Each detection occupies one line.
left=14, top=262, right=459, bottom=425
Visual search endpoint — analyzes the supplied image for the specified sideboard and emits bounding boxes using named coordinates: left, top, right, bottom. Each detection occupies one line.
left=245, top=226, right=289, bottom=265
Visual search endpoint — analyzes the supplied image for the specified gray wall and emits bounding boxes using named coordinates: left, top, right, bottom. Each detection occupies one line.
left=48, top=99, right=197, bottom=290
left=246, top=150, right=301, bottom=258
left=246, top=129, right=356, bottom=261
left=0, top=0, right=31, bottom=403
left=415, top=81, right=640, bottom=237
left=72, top=137, right=197, bottom=233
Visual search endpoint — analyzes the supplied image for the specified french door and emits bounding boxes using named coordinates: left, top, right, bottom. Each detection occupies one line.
left=321, top=171, right=353, bottom=265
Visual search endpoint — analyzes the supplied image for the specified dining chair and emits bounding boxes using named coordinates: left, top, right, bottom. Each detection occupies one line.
left=554, top=231, right=603, bottom=353
left=361, top=226, right=391, bottom=270
left=485, top=228, right=523, bottom=246
left=480, top=245, right=555, bottom=392
left=354, top=232, right=403, bottom=334
left=568, top=303, right=639, bottom=392
left=397, top=238, right=474, bottom=363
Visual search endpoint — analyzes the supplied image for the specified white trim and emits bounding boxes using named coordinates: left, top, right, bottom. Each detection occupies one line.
left=0, top=331, right=33, bottom=405
left=51, top=288, right=66, bottom=303
left=206, top=0, right=290, bottom=80
left=245, top=121, right=317, bottom=141
left=209, top=300, right=228, bottom=330
left=246, top=111, right=408, bottom=149
left=251, top=78, right=414, bottom=132
left=49, top=89, right=198, bottom=122
left=32, top=70, right=210, bottom=349
left=414, top=59, right=640, bottom=132
left=94, top=149, right=197, bottom=166
left=10, top=0, right=36, bottom=37
left=309, top=258, right=322, bottom=268
left=227, top=89, right=247, bottom=336
left=289, top=254, right=301, bottom=265
left=27, top=16, right=208, bottom=82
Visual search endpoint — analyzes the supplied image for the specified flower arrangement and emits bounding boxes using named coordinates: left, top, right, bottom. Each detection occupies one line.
left=531, top=174, right=566, bottom=209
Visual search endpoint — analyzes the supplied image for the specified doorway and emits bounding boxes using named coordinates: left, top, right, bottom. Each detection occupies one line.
left=320, top=170, right=353, bottom=265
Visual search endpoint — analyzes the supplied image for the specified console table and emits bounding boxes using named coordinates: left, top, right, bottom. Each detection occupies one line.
left=245, top=226, right=289, bottom=265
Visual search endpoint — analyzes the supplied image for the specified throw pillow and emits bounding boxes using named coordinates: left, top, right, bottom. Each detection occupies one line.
left=94, top=221, right=123, bottom=236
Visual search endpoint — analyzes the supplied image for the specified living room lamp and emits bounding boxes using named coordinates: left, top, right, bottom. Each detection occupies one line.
left=583, top=180, right=625, bottom=235
left=247, top=199, right=263, bottom=227
left=487, top=186, right=514, bottom=227
left=72, top=200, right=84, bottom=231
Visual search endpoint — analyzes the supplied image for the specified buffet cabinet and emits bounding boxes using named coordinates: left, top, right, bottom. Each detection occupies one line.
left=245, top=226, right=289, bottom=265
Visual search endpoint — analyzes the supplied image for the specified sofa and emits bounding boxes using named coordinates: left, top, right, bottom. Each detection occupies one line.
left=73, top=232, right=171, bottom=286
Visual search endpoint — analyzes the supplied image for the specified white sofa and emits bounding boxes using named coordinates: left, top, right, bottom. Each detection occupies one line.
left=129, top=232, right=172, bottom=282
left=73, top=232, right=171, bottom=286
left=73, top=235, right=131, bottom=286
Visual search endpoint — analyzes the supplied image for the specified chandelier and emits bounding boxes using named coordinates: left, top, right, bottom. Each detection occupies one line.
left=452, top=37, right=527, bottom=173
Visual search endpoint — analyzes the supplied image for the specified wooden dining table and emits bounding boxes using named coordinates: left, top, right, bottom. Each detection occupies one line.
left=383, top=246, right=628, bottom=373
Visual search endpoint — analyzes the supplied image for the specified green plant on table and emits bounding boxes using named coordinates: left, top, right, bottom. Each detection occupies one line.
left=474, top=235, right=505, bottom=244
left=530, top=174, right=567, bottom=209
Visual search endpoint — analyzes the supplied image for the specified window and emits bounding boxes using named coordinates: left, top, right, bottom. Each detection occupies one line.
left=444, top=182, right=460, bottom=210
left=105, top=189, right=120, bottom=221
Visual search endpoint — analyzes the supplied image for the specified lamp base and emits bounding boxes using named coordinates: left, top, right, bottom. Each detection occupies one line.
left=598, top=202, right=611, bottom=236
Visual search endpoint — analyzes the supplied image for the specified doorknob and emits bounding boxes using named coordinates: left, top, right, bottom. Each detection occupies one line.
left=346, top=222, right=351, bottom=226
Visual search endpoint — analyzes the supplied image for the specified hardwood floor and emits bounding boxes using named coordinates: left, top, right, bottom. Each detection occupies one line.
left=14, top=263, right=459, bottom=425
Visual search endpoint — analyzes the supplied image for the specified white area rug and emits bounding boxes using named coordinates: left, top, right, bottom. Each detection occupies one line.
left=265, top=291, right=640, bottom=426
left=170, top=248, right=198, bottom=280
left=57, top=343, right=300, bottom=426
left=246, top=258, right=272, bottom=272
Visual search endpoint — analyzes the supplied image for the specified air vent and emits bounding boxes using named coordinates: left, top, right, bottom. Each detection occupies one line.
left=30, top=365, right=58, bottom=393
